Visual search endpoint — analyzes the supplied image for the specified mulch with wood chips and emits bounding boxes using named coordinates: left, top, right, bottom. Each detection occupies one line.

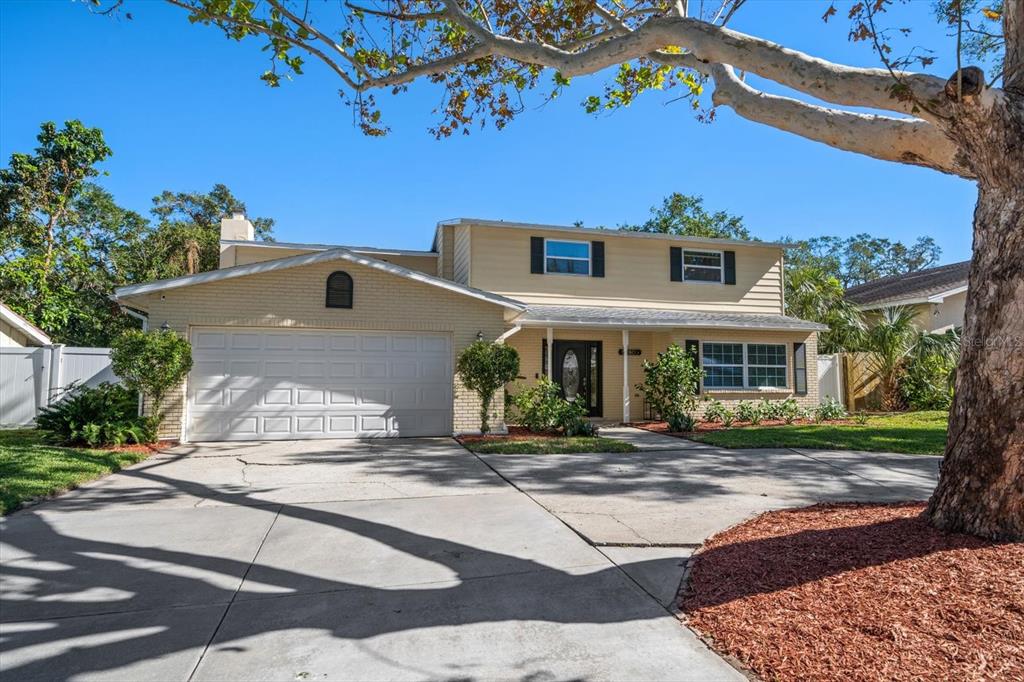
left=680, top=503, right=1024, bottom=681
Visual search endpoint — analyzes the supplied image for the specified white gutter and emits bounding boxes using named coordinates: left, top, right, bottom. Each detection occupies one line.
left=514, top=319, right=827, bottom=332
left=119, top=305, right=149, bottom=331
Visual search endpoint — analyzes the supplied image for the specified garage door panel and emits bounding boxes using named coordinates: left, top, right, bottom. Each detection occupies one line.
left=187, top=329, right=452, bottom=441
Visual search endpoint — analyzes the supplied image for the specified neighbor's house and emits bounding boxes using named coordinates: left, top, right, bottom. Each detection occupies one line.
left=0, top=302, right=52, bottom=348
left=845, top=260, right=970, bottom=333
left=113, top=214, right=825, bottom=441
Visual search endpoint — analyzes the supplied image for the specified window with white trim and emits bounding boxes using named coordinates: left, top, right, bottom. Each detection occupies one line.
left=702, top=342, right=744, bottom=388
left=545, top=239, right=591, bottom=275
left=683, top=250, right=723, bottom=283
left=701, top=342, right=788, bottom=389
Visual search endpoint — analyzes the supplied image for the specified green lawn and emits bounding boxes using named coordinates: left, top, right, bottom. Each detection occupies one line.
left=464, top=436, right=637, bottom=454
left=688, top=411, right=948, bottom=455
left=0, top=429, right=150, bottom=514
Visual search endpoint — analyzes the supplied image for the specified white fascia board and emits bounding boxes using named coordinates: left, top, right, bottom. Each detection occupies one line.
left=927, top=284, right=969, bottom=303
left=514, top=317, right=826, bottom=332
left=437, top=218, right=790, bottom=250
left=115, top=248, right=526, bottom=311
left=0, top=302, right=52, bottom=345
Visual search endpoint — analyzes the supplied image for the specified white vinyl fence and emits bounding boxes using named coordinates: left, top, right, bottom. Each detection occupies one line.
left=0, top=345, right=117, bottom=427
left=817, top=353, right=844, bottom=406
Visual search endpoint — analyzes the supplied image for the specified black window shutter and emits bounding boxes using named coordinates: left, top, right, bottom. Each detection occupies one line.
left=591, top=241, right=605, bottom=277
left=793, top=342, right=807, bottom=395
left=670, top=247, right=683, bottom=282
left=723, top=250, right=736, bottom=285
left=685, top=339, right=700, bottom=394
left=541, top=338, right=548, bottom=376
left=530, top=236, right=544, bottom=274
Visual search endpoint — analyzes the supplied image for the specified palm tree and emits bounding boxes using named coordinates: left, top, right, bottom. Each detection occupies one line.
left=785, top=266, right=866, bottom=353
left=863, top=306, right=961, bottom=410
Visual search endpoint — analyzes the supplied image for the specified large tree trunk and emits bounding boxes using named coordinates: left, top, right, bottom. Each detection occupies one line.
left=927, top=88, right=1024, bottom=540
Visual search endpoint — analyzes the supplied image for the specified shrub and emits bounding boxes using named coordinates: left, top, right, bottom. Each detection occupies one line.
left=759, top=398, right=785, bottom=421
left=455, top=341, right=520, bottom=433
left=638, top=344, right=704, bottom=432
left=900, top=351, right=956, bottom=410
left=779, top=398, right=803, bottom=424
left=703, top=399, right=729, bottom=423
left=111, top=329, right=193, bottom=426
left=511, top=377, right=597, bottom=436
left=735, top=400, right=759, bottom=424
left=720, top=409, right=736, bottom=427
left=37, top=383, right=158, bottom=447
left=814, top=397, right=848, bottom=422
left=854, top=411, right=870, bottom=425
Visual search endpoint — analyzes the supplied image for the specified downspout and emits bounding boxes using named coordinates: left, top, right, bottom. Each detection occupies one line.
left=496, top=325, right=521, bottom=344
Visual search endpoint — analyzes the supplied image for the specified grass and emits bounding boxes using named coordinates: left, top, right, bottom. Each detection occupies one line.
left=464, top=436, right=637, bottom=454
left=688, top=411, right=948, bottom=455
left=0, top=429, right=150, bottom=514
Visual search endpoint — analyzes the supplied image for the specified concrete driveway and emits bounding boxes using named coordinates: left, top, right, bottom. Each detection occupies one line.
left=478, top=428, right=941, bottom=545
left=0, top=439, right=740, bottom=682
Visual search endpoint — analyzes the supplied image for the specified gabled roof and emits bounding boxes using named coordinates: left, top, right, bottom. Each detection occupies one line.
left=845, top=260, right=971, bottom=308
left=113, top=248, right=526, bottom=311
left=0, top=302, right=52, bottom=346
left=514, top=304, right=827, bottom=332
left=433, top=218, right=791, bottom=251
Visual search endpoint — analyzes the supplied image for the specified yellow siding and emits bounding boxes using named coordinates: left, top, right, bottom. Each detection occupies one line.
left=121, top=259, right=508, bottom=439
left=929, top=291, right=966, bottom=332
left=452, top=225, right=471, bottom=284
left=506, top=328, right=818, bottom=422
left=227, top=244, right=439, bottom=275
left=468, top=225, right=784, bottom=313
left=439, top=226, right=455, bottom=280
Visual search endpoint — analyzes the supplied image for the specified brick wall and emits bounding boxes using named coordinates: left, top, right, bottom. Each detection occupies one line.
left=124, top=258, right=509, bottom=439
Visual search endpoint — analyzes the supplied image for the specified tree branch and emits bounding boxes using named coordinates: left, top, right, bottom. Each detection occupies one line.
left=709, top=65, right=972, bottom=178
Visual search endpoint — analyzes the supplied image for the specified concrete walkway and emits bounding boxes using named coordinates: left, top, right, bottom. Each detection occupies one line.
left=1, top=438, right=739, bottom=682
left=479, top=428, right=941, bottom=545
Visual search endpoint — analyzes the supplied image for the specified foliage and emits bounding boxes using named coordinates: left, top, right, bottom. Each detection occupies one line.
left=0, top=120, right=274, bottom=346
left=465, top=436, right=636, bottom=455
left=0, top=429, right=149, bottom=514
left=720, top=409, right=736, bottom=428
left=110, top=329, right=193, bottom=422
left=689, top=411, right=948, bottom=456
left=901, top=343, right=958, bottom=410
left=854, top=411, right=870, bottom=425
left=814, top=397, right=848, bottom=423
left=784, top=266, right=866, bottom=353
left=638, top=344, right=704, bottom=432
left=456, top=341, right=520, bottom=433
left=703, top=399, right=729, bottom=423
left=36, top=383, right=157, bottom=447
left=735, top=400, right=759, bottom=424
left=862, top=307, right=961, bottom=411
left=783, top=234, right=942, bottom=289
left=511, top=376, right=596, bottom=436
left=779, top=398, right=804, bottom=424
left=759, top=398, right=785, bottom=421
left=619, top=193, right=752, bottom=240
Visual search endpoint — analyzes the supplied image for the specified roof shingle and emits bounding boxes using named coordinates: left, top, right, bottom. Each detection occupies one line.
left=845, top=260, right=970, bottom=306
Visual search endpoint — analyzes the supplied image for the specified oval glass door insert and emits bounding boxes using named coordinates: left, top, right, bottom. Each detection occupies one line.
left=561, top=349, right=580, bottom=400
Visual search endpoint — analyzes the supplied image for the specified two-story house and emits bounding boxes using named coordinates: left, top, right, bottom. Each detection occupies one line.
left=113, top=216, right=825, bottom=441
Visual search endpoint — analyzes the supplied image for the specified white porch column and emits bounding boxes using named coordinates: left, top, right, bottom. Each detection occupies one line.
left=546, top=327, right=554, bottom=377
left=622, top=329, right=630, bottom=423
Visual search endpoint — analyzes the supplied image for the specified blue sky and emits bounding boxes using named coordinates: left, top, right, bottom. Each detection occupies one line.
left=1, top=0, right=977, bottom=261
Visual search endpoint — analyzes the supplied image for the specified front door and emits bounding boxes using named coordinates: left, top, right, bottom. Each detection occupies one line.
left=552, top=340, right=602, bottom=417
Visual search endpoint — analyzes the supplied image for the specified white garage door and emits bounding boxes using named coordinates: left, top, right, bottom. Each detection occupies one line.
left=186, top=328, right=452, bottom=441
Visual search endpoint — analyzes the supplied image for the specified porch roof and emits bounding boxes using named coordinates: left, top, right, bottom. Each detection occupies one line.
left=513, top=304, right=827, bottom=332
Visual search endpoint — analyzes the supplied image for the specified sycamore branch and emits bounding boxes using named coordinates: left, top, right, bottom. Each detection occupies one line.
left=709, top=65, right=972, bottom=178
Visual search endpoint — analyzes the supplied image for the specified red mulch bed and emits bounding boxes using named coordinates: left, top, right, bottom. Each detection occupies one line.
left=93, top=440, right=177, bottom=454
left=632, top=418, right=851, bottom=435
left=457, top=426, right=559, bottom=445
left=680, top=503, right=1024, bottom=681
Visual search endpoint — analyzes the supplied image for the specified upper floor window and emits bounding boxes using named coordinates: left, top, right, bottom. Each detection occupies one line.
left=683, top=250, right=723, bottom=283
left=545, top=240, right=590, bottom=275
left=325, top=271, right=353, bottom=308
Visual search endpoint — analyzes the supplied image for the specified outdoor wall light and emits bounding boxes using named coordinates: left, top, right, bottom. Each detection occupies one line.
left=476, top=331, right=484, bottom=341
left=160, top=321, right=171, bottom=331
